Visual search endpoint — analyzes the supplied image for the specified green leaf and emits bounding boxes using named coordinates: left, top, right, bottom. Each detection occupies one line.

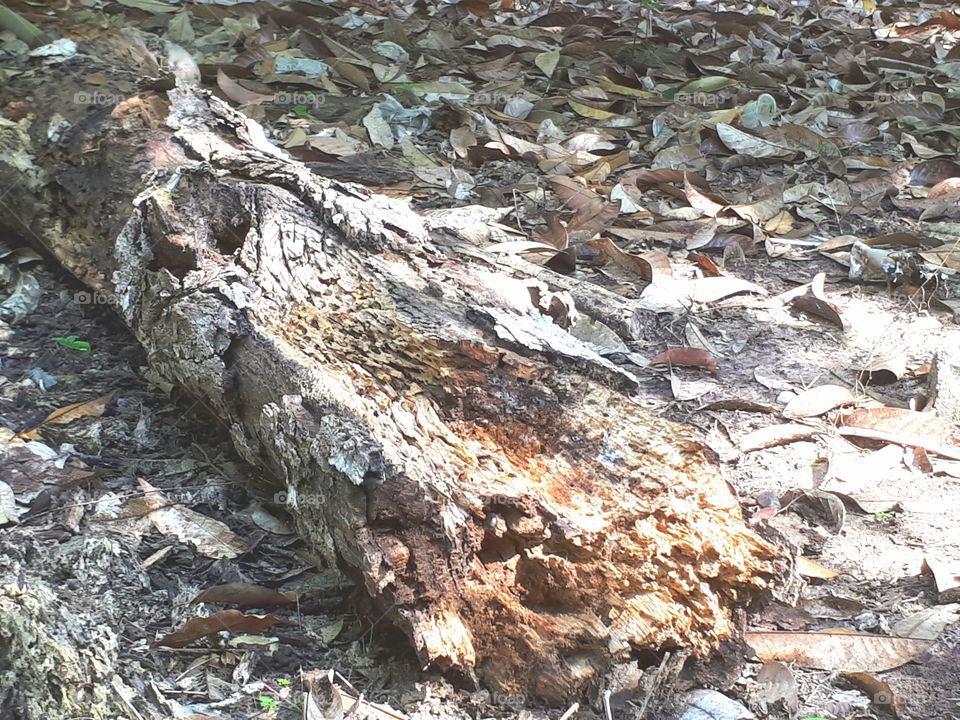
left=258, top=695, right=278, bottom=709
left=52, top=336, right=91, bottom=352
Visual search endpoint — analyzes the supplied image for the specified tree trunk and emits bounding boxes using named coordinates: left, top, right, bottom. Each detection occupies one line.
left=0, top=29, right=782, bottom=704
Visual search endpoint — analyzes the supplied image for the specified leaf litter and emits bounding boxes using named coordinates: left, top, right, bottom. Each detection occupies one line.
left=2, top=0, right=960, bottom=717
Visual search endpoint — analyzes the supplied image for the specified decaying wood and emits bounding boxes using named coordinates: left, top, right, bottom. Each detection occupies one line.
left=0, top=29, right=783, bottom=704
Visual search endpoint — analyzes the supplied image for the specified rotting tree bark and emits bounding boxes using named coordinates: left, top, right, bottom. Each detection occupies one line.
left=0, top=29, right=784, bottom=704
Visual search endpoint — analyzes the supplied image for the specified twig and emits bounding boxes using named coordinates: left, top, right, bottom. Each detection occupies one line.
left=559, top=702, right=579, bottom=720
left=636, top=650, right=671, bottom=719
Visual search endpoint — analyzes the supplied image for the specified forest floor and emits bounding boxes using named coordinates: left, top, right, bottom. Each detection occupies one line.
left=2, top=0, right=960, bottom=718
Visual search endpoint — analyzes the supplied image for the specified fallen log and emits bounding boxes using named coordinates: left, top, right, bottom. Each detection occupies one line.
left=0, top=28, right=782, bottom=705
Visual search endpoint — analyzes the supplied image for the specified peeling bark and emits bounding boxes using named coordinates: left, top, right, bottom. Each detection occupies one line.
left=0, top=29, right=783, bottom=704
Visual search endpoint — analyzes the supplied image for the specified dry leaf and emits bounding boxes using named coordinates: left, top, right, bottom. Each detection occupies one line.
left=745, top=631, right=933, bottom=672
left=922, top=556, right=960, bottom=602
left=783, top=385, right=855, bottom=418
left=154, top=610, right=286, bottom=648
left=797, top=556, right=840, bottom=580
left=192, top=583, right=298, bottom=609
left=840, top=407, right=957, bottom=444
left=18, top=392, right=113, bottom=440
left=650, top=347, right=717, bottom=374
left=132, top=479, right=247, bottom=559
left=216, top=69, right=273, bottom=106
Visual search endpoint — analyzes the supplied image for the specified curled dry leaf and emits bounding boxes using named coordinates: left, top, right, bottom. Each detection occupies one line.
left=683, top=172, right=727, bottom=217
left=790, top=293, right=848, bottom=330
left=649, top=347, right=717, bottom=374
left=788, top=489, right=846, bottom=534
left=154, top=609, right=287, bottom=648
left=857, top=347, right=908, bottom=386
left=788, top=272, right=848, bottom=330
left=129, top=479, right=248, bottom=559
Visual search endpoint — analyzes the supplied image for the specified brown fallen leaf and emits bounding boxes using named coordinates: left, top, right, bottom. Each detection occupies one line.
left=18, top=392, right=113, bottom=439
left=840, top=406, right=957, bottom=444
left=790, top=293, right=848, bottom=330
left=910, top=158, right=960, bottom=187
left=625, top=168, right=712, bottom=192
left=546, top=175, right=603, bottom=212
left=587, top=238, right=672, bottom=283
left=192, top=583, right=299, bottom=609
left=216, top=69, right=273, bottom=106
left=744, top=631, right=933, bottom=672
left=689, top=275, right=768, bottom=303
left=649, top=347, right=717, bottom=374
left=700, top=398, right=781, bottom=414
left=686, top=251, right=722, bottom=277
left=928, top=177, right=960, bottom=199
left=786, top=489, right=846, bottom=534
left=892, top=605, right=960, bottom=640
left=154, top=609, right=286, bottom=648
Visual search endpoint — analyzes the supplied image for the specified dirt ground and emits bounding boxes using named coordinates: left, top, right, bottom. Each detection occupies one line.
left=2, top=232, right=958, bottom=720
